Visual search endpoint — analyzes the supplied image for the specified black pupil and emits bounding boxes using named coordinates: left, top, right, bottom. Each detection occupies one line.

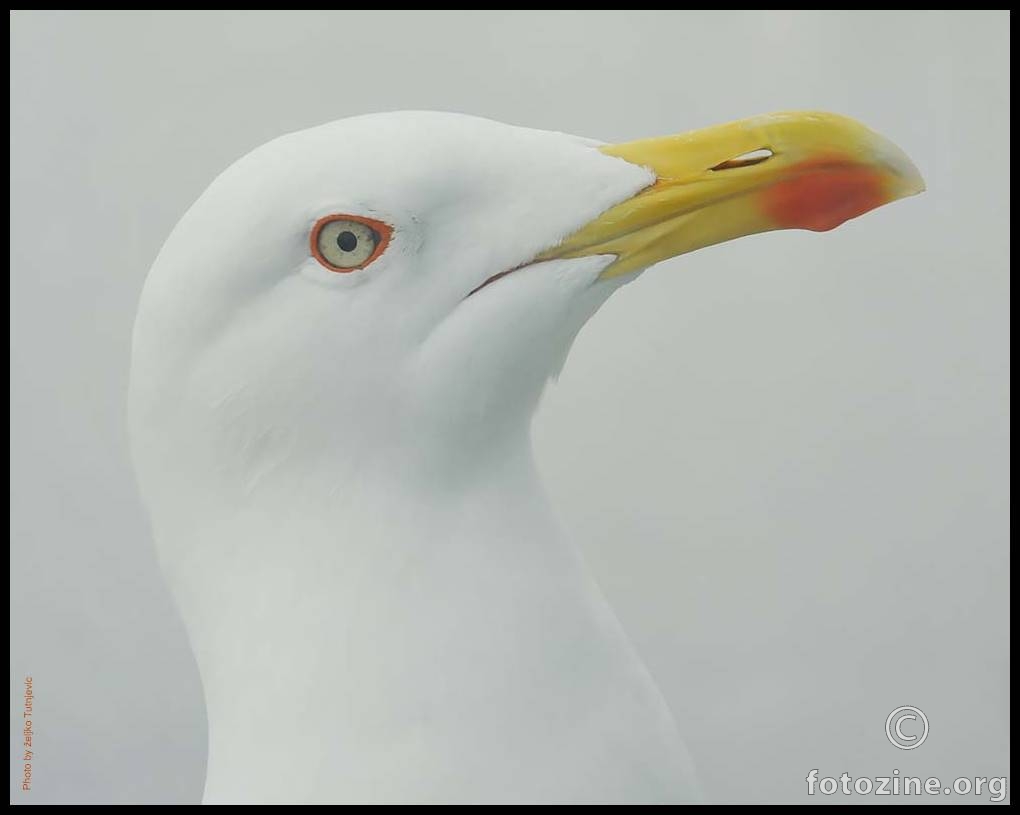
left=336, top=230, right=359, bottom=252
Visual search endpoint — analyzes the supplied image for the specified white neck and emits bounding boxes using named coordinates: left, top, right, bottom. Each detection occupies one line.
left=150, top=430, right=697, bottom=803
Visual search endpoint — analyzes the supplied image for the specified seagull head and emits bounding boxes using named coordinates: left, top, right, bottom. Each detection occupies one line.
left=130, top=111, right=923, bottom=509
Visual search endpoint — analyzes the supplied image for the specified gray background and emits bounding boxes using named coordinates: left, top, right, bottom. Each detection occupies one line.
left=10, top=10, right=1009, bottom=805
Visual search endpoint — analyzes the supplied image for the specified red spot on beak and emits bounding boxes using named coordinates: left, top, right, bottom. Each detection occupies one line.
left=761, top=157, right=889, bottom=232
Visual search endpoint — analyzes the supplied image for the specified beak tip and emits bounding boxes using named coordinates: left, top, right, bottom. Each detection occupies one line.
left=874, top=135, right=926, bottom=199
left=895, top=162, right=927, bottom=199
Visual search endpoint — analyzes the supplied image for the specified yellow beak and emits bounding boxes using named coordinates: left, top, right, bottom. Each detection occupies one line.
left=539, top=111, right=925, bottom=278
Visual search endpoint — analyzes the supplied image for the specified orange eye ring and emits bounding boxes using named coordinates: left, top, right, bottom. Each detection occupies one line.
left=310, top=214, right=393, bottom=273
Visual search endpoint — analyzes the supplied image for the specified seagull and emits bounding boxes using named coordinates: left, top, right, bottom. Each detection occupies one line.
left=129, top=110, right=923, bottom=804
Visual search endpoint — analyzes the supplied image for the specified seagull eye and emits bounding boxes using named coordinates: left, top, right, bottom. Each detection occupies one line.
left=311, top=215, right=392, bottom=272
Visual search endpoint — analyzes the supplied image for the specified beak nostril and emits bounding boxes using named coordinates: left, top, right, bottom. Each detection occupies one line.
left=710, top=148, right=774, bottom=171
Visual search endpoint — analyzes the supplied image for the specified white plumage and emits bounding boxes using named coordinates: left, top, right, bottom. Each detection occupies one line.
left=131, top=112, right=698, bottom=804
left=130, top=110, right=920, bottom=804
